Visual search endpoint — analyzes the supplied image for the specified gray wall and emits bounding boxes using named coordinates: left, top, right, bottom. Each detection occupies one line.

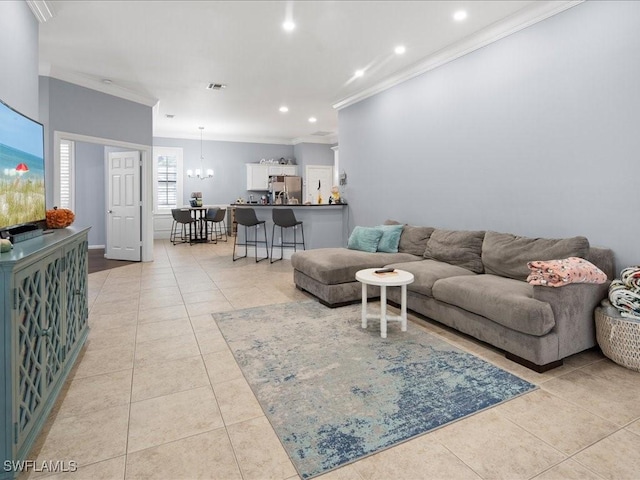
left=339, top=1, right=640, bottom=273
left=74, top=142, right=106, bottom=246
left=0, top=1, right=39, bottom=119
left=153, top=136, right=294, bottom=205
left=293, top=143, right=335, bottom=169
left=151, top=137, right=335, bottom=208
left=40, top=77, right=153, bottom=208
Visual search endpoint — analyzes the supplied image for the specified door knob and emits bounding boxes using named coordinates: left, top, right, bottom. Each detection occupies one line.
left=108, top=210, right=113, bottom=214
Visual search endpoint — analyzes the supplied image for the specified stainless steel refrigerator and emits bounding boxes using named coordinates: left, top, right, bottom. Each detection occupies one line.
left=269, top=175, right=302, bottom=204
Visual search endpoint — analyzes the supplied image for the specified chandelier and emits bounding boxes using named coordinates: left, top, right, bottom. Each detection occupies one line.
left=187, top=126, right=214, bottom=179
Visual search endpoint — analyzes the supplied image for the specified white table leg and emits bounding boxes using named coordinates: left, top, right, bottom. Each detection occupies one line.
left=380, top=285, right=387, bottom=338
left=361, top=282, right=367, bottom=329
left=401, top=284, right=408, bottom=332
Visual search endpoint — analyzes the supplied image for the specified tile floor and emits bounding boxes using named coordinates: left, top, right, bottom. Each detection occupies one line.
left=21, top=239, right=640, bottom=480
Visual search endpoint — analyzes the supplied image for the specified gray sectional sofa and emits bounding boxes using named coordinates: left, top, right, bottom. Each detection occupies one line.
left=291, top=224, right=614, bottom=372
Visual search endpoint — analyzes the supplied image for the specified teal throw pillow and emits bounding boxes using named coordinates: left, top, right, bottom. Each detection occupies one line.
left=375, top=224, right=404, bottom=253
left=348, top=226, right=384, bottom=253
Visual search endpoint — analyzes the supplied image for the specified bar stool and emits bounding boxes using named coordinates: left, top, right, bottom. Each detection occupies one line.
left=205, top=207, right=227, bottom=243
left=170, top=208, right=197, bottom=245
left=270, top=208, right=305, bottom=263
left=233, top=207, right=269, bottom=262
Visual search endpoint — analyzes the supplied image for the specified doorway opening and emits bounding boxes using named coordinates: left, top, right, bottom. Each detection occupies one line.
left=53, top=131, right=153, bottom=262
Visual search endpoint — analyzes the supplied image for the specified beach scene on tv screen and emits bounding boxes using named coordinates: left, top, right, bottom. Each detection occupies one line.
left=0, top=104, right=46, bottom=229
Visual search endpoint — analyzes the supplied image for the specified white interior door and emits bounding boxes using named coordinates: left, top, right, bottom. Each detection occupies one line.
left=305, top=165, right=334, bottom=204
left=106, top=151, right=141, bottom=261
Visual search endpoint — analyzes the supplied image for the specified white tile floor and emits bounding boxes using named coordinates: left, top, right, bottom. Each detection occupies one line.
left=21, top=239, right=640, bottom=480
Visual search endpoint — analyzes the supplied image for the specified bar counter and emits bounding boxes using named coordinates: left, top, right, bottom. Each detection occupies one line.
left=230, top=203, right=348, bottom=256
left=231, top=203, right=347, bottom=208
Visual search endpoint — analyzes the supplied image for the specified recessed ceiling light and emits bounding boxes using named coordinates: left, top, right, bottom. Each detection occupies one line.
left=354, top=69, right=364, bottom=78
left=279, top=106, right=289, bottom=113
left=394, top=45, right=406, bottom=55
left=282, top=20, right=295, bottom=32
left=308, top=117, right=317, bottom=123
left=453, top=10, right=467, bottom=21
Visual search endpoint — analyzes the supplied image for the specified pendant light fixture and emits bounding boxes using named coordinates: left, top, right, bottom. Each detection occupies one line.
left=187, top=126, right=214, bottom=179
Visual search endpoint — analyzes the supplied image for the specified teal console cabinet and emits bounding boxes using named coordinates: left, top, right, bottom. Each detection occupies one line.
left=1, top=227, right=90, bottom=479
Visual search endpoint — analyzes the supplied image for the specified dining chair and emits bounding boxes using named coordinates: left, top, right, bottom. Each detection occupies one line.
left=205, top=207, right=228, bottom=243
left=170, top=208, right=197, bottom=245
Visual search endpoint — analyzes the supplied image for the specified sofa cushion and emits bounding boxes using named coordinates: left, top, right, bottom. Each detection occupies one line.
left=291, top=248, right=422, bottom=285
left=375, top=224, right=404, bottom=253
left=384, top=220, right=435, bottom=256
left=347, top=226, right=383, bottom=253
left=423, top=229, right=486, bottom=274
left=400, top=226, right=435, bottom=256
left=385, top=259, right=476, bottom=297
left=432, top=275, right=555, bottom=336
left=482, top=231, right=590, bottom=281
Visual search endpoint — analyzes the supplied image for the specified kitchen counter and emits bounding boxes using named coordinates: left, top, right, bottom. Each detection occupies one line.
left=232, top=203, right=346, bottom=207
left=229, top=203, right=348, bottom=258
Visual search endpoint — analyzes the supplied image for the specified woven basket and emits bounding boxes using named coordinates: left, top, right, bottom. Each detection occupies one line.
left=595, top=302, right=640, bottom=372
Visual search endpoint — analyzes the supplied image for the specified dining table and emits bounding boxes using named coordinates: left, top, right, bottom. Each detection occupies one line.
left=187, top=206, right=210, bottom=243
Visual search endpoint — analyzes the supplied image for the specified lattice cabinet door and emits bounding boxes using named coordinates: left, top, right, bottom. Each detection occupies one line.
left=64, top=237, right=89, bottom=355
left=12, top=251, right=64, bottom=451
left=1, top=228, right=90, bottom=480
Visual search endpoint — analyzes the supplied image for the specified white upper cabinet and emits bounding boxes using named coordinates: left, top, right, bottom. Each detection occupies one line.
left=268, top=165, right=298, bottom=176
left=246, top=164, right=298, bottom=190
left=246, top=164, right=270, bottom=190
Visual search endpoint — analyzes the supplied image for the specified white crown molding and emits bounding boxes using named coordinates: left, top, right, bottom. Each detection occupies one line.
left=40, top=65, right=158, bottom=107
left=291, top=134, right=338, bottom=146
left=153, top=130, right=337, bottom=146
left=27, top=0, right=55, bottom=23
left=333, top=0, right=584, bottom=111
left=54, top=130, right=151, bottom=152
left=153, top=131, right=295, bottom=146
left=203, top=134, right=295, bottom=145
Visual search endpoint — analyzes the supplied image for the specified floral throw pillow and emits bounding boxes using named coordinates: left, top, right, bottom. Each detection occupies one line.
left=526, top=257, right=607, bottom=287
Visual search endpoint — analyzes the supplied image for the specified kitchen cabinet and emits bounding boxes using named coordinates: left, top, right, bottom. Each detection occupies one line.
left=268, top=165, right=297, bottom=176
left=246, top=164, right=270, bottom=190
left=246, top=164, right=298, bottom=190
left=0, top=228, right=90, bottom=480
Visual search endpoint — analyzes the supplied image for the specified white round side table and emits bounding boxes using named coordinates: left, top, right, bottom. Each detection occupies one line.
left=355, top=268, right=415, bottom=338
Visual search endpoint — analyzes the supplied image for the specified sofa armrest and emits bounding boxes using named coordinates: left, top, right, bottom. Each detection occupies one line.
left=585, top=247, right=615, bottom=281
left=533, top=282, right=609, bottom=358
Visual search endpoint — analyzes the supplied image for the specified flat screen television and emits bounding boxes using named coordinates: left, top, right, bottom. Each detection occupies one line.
left=0, top=99, right=46, bottom=233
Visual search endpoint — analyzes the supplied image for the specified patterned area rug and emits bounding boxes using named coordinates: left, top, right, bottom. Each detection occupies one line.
left=213, top=301, right=536, bottom=479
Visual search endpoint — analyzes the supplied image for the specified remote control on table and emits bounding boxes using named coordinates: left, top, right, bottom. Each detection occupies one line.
left=375, top=268, right=395, bottom=274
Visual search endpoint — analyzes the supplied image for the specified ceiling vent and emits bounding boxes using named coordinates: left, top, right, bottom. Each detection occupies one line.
left=311, top=131, right=332, bottom=136
left=206, top=83, right=227, bottom=90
